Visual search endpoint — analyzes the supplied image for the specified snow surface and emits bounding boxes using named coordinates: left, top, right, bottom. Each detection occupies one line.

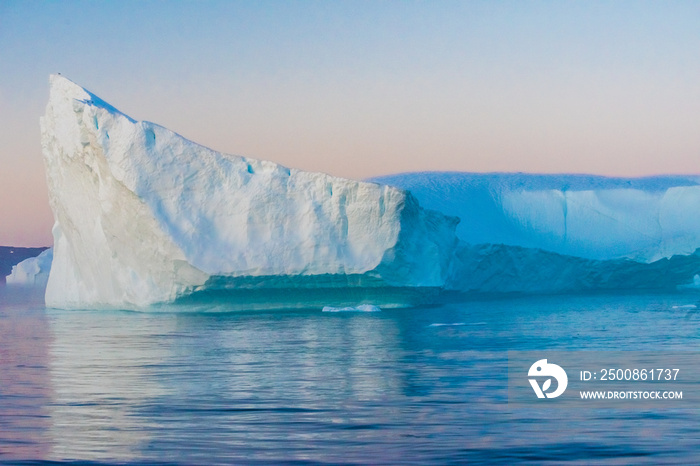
left=41, top=76, right=458, bottom=309
left=373, top=172, right=700, bottom=262
left=6, top=248, right=53, bottom=287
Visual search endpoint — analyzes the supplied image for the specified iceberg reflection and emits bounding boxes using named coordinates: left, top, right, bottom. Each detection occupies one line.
left=43, top=306, right=404, bottom=462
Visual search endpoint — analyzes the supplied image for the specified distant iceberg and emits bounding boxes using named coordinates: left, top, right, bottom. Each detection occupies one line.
left=322, top=304, right=381, bottom=312
left=6, top=248, right=53, bottom=287
left=41, top=76, right=458, bottom=310
left=373, top=172, right=700, bottom=294
left=373, top=172, right=700, bottom=263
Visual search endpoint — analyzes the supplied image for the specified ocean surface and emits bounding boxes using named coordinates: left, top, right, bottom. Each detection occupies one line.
left=2, top=287, right=700, bottom=464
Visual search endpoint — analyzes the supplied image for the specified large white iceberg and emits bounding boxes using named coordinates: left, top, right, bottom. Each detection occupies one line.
left=373, top=172, right=700, bottom=263
left=42, top=75, right=458, bottom=309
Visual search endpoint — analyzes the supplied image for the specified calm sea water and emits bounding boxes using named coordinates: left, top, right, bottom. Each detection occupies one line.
left=2, top=287, right=700, bottom=464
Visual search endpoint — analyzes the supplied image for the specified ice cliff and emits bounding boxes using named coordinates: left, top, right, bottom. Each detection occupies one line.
left=373, top=172, right=700, bottom=263
left=41, top=75, right=458, bottom=309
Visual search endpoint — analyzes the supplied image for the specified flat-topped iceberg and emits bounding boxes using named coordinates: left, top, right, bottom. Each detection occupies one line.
left=373, top=172, right=700, bottom=295
left=42, top=75, right=458, bottom=309
left=373, top=172, right=700, bottom=262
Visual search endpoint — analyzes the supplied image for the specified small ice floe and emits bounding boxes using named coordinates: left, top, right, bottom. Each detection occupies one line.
left=428, top=322, right=467, bottom=327
left=322, top=304, right=381, bottom=313
left=672, top=304, right=698, bottom=310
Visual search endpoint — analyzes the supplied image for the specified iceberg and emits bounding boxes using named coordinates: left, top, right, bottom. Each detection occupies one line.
left=36, top=76, right=700, bottom=306
left=0, top=246, right=49, bottom=284
left=6, top=248, right=53, bottom=287
left=322, top=304, right=381, bottom=312
left=41, top=76, right=458, bottom=310
left=373, top=172, right=700, bottom=294
left=373, top=172, right=700, bottom=263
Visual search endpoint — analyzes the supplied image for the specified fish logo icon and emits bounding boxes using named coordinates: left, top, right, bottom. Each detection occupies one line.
left=528, top=359, right=568, bottom=399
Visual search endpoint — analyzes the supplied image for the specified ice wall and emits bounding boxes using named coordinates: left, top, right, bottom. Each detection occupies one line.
left=373, top=172, right=700, bottom=262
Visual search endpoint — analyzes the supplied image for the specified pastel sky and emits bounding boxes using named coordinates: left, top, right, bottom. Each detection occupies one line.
left=1, top=1, right=699, bottom=246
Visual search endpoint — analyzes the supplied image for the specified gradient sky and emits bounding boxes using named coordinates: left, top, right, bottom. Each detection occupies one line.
left=1, top=1, right=699, bottom=246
